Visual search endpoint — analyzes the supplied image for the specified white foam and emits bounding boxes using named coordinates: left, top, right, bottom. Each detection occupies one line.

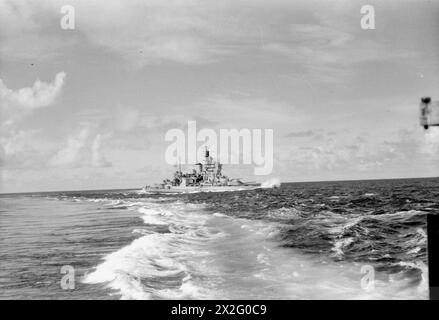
left=83, top=201, right=226, bottom=299
left=84, top=234, right=183, bottom=282
left=328, top=216, right=363, bottom=235
left=257, top=253, right=271, bottom=266
left=137, top=207, right=163, bottom=215
left=261, top=178, right=281, bottom=188
left=331, top=237, right=354, bottom=257
left=83, top=197, right=428, bottom=300
left=213, top=212, right=227, bottom=217
left=82, top=233, right=203, bottom=299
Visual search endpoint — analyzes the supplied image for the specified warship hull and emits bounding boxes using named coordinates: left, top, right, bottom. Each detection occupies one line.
left=142, top=184, right=260, bottom=194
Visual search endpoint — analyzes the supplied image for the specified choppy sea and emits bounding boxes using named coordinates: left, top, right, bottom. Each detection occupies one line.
left=1, top=178, right=438, bottom=299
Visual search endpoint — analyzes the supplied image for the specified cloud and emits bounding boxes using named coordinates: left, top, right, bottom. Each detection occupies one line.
left=193, top=95, right=298, bottom=128
left=277, top=127, right=439, bottom=177
left=384, top=127, right=439, bottom=159
left=0, top=72, right=66, bottom=110
left=49, top=126, right=112, bottom=168
left=261, top=22, right=400, bottom=83
left=91, top=134, right=112, bottom=167
left=73, top=0, right=240, bottom=66
left=1, top=0, right=431, bottom=71
left=49, top=127, right=89, bottom=167
left=0, top=126, right=112, bottom=171
left=284, top=130, right=316, bottom=138
left=421, top=128, right=439, bottom=156
left=0, top=0, right=236, bottom=66
left=0, top=72, right=67, bottom=169
left=0, top=130, right=45, bottom=169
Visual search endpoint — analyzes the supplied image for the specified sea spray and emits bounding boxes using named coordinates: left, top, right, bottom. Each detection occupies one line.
left=261, top=178, right=281, bottom=188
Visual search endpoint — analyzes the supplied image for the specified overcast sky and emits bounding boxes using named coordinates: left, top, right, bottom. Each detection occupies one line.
left=1, top=0, right=438, bottom=193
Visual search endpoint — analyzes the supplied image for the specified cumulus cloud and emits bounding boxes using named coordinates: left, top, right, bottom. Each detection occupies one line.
left=49, top=127, right=89, bottom=167
left=49, top=126, right=112, bottom=168
left=0, top=72, right=67, bottom=169
left=0, top=130, right=45, bottom=169
left=91, top=134, right=112, bottom=168
left=0, top=72, right=66, bottom=110
left=277, top=127, right=439, bottom=178
left=1, top=126, right=112, bottom=170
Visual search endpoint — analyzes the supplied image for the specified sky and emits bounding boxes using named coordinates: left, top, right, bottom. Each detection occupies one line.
left=0, top=0, right=438, bottom=193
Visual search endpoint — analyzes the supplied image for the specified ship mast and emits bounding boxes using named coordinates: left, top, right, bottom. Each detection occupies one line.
left=203, top=147, right=216, bottom=184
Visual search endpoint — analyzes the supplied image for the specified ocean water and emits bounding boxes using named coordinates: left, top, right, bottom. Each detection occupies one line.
left=1, top=178, right=438, bottom=300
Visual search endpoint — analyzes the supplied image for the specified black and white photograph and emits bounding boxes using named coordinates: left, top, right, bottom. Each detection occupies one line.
left=0, top=0, right=439, bottom=303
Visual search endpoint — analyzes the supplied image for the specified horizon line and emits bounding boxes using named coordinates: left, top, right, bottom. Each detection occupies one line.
left=1, top=176, right=438, bottom=196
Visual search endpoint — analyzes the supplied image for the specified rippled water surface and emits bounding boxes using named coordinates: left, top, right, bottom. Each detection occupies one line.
left=1, top=178, right=438, bottom=299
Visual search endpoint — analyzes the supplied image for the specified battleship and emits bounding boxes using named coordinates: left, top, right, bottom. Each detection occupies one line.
left=142, top=148, right=261, bottom=193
